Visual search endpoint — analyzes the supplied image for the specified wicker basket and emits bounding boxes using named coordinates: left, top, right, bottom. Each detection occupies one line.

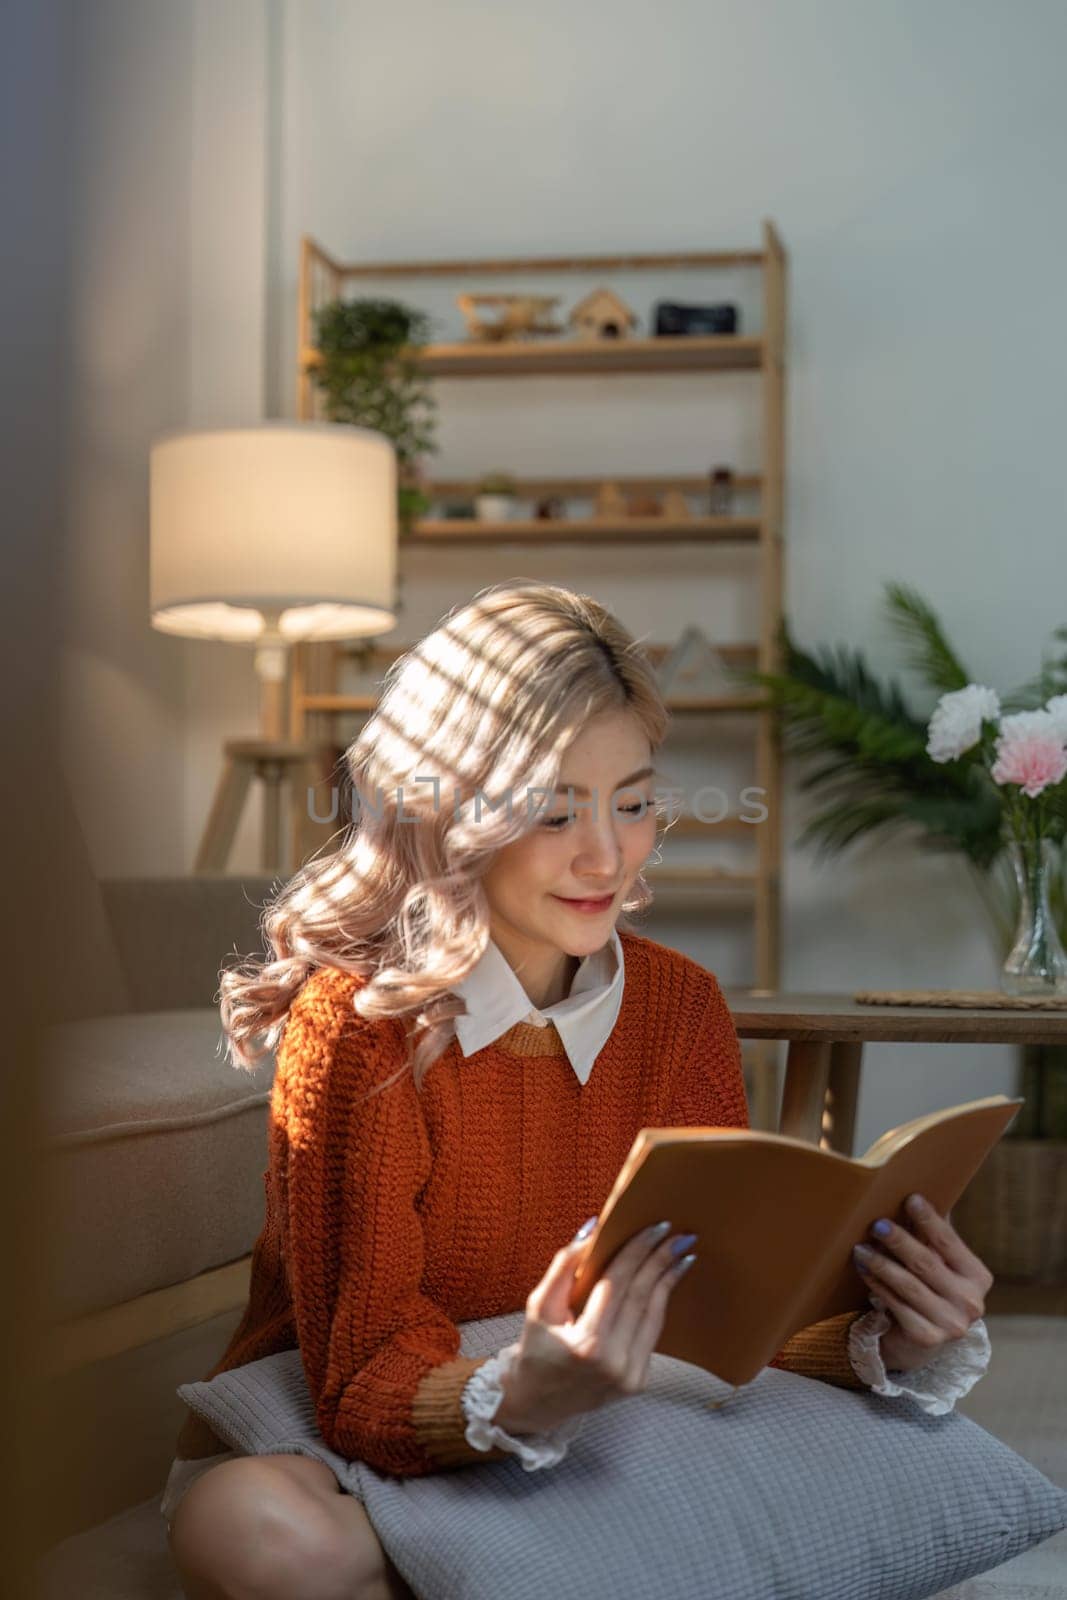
left=951, top=1139, right=1067, bottom=1283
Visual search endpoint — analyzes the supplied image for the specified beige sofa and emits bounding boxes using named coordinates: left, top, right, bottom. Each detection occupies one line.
left=37, top=864, right=278, bottom=1554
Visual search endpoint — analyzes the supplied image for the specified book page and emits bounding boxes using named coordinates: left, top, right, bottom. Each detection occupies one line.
left=860, top=1094, right=1021, bottom=1167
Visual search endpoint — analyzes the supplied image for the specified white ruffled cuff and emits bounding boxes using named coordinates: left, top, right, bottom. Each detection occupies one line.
left=460, top=1341, right=587, bottom=1470
left=847, top=1302, right=992, bottom=1416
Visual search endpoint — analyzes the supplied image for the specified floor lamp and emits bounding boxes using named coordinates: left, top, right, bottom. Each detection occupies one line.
left=149, top=422, right=398, bottom=874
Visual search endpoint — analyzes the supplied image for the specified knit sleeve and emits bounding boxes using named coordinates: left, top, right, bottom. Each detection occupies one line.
left=663, top=973, right=871, bottom=1392
left=274, top=971, right=516, bottom=1478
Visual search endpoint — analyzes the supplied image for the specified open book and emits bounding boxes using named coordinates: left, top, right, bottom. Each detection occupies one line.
left=566, top=1095, right=1022, bottom=1387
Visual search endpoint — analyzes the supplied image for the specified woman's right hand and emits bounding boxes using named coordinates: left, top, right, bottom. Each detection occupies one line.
left=493, top=1218, right=698, bottom=1436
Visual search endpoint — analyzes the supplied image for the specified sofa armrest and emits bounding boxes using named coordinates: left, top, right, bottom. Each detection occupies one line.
left=99, top=875, right=279, bottom=1013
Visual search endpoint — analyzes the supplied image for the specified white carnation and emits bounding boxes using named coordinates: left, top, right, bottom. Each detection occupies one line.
left=926, top=685, right=1001, bottom=763
left=1045, top=694, right=1067, bottom=742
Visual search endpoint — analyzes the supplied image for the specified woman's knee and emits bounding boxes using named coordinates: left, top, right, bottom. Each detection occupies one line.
left=167, top=1454, right=384, bottom=1600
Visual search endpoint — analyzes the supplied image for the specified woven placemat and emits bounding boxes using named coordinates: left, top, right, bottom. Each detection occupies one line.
left=854, top=988, right=1067, bottom=1011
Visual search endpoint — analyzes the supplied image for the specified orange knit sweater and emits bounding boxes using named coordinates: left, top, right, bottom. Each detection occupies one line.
left=176, top=930, right=870, bottom=1475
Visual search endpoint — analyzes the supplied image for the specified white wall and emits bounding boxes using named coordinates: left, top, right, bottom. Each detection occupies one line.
left=61, top=0, right=192, bottom=876
left=66, top=0, right=1067, bottom=1148
left=62, top=0, right=268, bottom=876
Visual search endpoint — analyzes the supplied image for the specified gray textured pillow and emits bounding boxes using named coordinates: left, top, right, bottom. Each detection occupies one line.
left=178, top=1310, right=1067, bottom=1600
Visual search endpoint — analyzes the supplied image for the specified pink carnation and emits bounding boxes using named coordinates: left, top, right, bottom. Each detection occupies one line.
left=991, top=731, right=1067, bottom=798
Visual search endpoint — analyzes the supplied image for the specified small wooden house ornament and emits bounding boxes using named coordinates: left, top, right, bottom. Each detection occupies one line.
left=593, top=481, right=628, bottom=518
left=568, top=287, right=639, bottom=340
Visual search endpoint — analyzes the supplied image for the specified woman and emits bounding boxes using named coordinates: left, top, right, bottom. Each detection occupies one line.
left=163, top=582, right=994, bottom=1600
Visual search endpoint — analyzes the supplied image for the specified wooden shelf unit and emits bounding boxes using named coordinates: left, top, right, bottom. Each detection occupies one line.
left=292, top=226, right=788, bottom=1123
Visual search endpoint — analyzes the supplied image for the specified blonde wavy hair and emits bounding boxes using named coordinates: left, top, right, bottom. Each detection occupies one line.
left=219, top=581, right=671, bottom=1092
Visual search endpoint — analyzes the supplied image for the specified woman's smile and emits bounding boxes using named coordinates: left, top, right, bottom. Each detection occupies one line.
left=551, top=892, right=618, bottom=914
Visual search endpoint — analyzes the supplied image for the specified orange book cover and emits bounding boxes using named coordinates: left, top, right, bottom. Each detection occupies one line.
left=567, top=1094, right=1023, bottom=1387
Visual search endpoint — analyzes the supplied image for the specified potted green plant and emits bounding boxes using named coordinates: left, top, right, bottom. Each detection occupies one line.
left=311, top=297, right=438, bottom=533
left=735, top=585, right=1067, bottom=1281
left=475, top=472, right=519, bottom=523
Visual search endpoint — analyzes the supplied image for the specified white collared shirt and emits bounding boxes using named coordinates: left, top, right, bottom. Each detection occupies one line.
left=451, top=925, right=625, bottom=1085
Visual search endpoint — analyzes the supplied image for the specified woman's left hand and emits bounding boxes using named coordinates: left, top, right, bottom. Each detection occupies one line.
left=852, top=1192, right=994, bottom=1374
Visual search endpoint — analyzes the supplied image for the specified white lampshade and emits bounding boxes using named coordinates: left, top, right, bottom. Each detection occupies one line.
left=150, top=422, right=398, bottom=643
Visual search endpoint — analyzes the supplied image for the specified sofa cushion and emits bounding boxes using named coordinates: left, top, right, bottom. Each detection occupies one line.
left=39, top=1008, right=274, bottom=1317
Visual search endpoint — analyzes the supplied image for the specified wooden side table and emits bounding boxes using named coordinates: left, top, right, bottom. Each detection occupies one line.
left=721, top=991, right=1067, bottom=1154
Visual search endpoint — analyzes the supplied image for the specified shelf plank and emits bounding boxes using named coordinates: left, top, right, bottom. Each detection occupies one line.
left=327, top=247, right=766, bottom=279
left=303, top=692, right=768, bottom=715
left=407, top=516, right=761, bottom=546
left=426, top=473, right=761, bottom=499
left=658, top=814, right=757, bottom=838
left=664, top=695, right=770, bottom=713
left=330, top=640, right=759, bottom=667
left=302, top=334, right=763, bottom=378
left=421, top=335, right=763, bottom=376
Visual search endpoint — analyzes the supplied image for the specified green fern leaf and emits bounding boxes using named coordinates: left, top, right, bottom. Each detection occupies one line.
left=882, top=582, right=970, bottom=693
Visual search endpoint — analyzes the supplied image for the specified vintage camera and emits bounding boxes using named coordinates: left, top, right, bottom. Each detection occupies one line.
left=652, top=301, right=739, bottom=337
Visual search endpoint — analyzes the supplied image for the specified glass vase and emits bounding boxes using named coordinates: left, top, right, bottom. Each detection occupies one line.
left=1001, top=837, right=1067, bottom=996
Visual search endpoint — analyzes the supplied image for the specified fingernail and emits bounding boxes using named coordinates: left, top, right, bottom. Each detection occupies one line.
left=672, top=1253, right=697, bottom=1277
left=574, top=1215, right=598, bottom=1241
left=871, top=1219, right=892, bottom=1238
left=906, top=1194, right=926, bottom=1216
